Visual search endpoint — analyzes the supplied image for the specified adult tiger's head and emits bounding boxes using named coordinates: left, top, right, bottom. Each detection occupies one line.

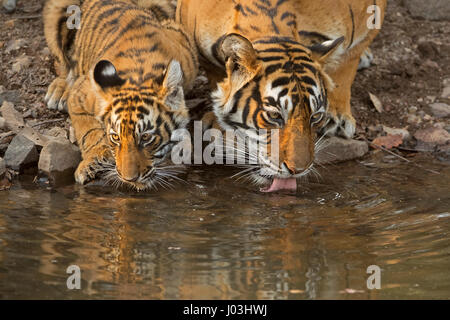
left=212, top=34, right=343, bottom=192
left=92, top=59, right=189, bottom=191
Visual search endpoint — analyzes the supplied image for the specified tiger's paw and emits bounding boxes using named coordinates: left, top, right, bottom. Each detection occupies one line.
left=74, top=151, right=113, bottom=185
left=75, top=160, right=98, bottom=185
left=321, top=110, right=356, bottom=139
left=45, top=78, right=69, bottom=113
left=358, top=48, right=374, bottom=71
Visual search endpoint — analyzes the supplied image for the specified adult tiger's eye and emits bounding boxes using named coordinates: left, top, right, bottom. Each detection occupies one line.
left=311, top=112, right=323, bottom=124
left=141, top=133, right=152, bottom=142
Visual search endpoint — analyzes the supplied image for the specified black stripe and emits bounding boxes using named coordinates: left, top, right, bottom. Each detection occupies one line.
left=348, top=5, right=355, bottom=49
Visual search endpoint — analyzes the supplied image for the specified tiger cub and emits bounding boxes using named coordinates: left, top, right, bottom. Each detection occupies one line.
left=177, top=0, right=386, bottom=192
left=43, top=0, right=198, bottom=190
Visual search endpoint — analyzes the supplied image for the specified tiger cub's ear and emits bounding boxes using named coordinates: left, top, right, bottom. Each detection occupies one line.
left=308, top=36, right=345, bottom=63
left=93, top=60, right=126, bottom=89
left=219, top=33, right=262, bottom=94
left=161, top=60, right=185, bottom=111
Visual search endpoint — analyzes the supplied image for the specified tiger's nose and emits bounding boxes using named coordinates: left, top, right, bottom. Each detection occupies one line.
left=118, top=171, right=139, bottom=182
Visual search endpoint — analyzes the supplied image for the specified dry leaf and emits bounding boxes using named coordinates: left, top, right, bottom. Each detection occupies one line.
left=369, top=92, right=383, bottom=113
left=372, top=134, right=403, bottom=149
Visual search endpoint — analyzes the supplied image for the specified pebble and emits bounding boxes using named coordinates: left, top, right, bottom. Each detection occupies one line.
left=4, top=134, right=39, bottom=171
left=383, top=126, right=411, bottom=140
left=316, top=137, right=369, bottom=164
left=414, top=127, right=450, bottom=146
left=430, top=103, right=450, bottom=118
left=442, top=79, right=450, bottom=99
left=2, top=0, right=16, bottom=13
left=11, top=55, right=32, bottom=73
left=405, top=0, right=450, bottom=21
left=5, top=39, right=27, bottom=54
left=406, top=114, right=422, bottom=125
left=0, top=116, right=5, bottom=130
left=38, top=140, right=82, bottom=183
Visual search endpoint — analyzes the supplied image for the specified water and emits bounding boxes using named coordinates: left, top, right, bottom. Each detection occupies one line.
left=0, top=153, right=449, bottom=299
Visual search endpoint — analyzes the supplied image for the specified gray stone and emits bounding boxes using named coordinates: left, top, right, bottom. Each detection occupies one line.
left=0, top=101, right=24, bottom=132
left=0, top=116, right=5, bottom=130
left=11, top=55, right=32, bottom=73
left=0, top=89, right=21, bottom=105
left=38, top=140, right=81, bottom=183
left=430, top=103, right=450, bottom=118
left=4, top=38, right=27, bottom=54
left=383, top=125, right=411, bottom=140
left=0, top=157, right=5, bottom=177
left=404, top=0, right=450, bottom=21
left=414, top=127, right=450, bottom=149
left=4, top=134, right=39, bottom=171
left=2, top=0, right=16, bottom=13
left=316, top=137, right=369, bottom=164
left=442, top=78, right=450, bottom=99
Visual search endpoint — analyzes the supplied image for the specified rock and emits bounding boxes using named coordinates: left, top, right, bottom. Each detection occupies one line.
left=316, top=137, right=369, bottom=164
left=422, top=59, right=440, bottom=70
left=4, top=39, right=27, bottom=54
left=430, top=103, right=450, bottom=118
left=19, top=126, right=50, bottom=147
left=383, top=125, right=411, bottom=140
left=0, top=157, right=5, bottom=177
left=11, top=55, right=32, bottom=73
left=404, top=0, right=450, bottom=21
left=408, top=106, right=418, bottom=114
left=0, top=101, right=25, bottom=132
left=0, top=89, right=21, bottom=105
left=4, top=134, right=39, bottom=171
left=2, top=0, right=16, bottom=13
left=38, top=140, right=81, bottom=183
left=0, top=116, right=5, bottom=130
left=45, top=127, right=68, bottom=141
left=442, top=78, right=450, bottom=99
left=414, top=127, right=450, bottom=148
left=406, top=114, right=422, bottom=125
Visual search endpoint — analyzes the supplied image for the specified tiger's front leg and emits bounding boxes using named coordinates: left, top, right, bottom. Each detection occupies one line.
left=67, top=77, right=113, bottom=185
left=321, top=53, right=360, bottom=139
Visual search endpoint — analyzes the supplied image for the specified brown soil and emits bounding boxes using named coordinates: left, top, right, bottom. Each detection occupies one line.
left=1, top=0, right=449, bottom=158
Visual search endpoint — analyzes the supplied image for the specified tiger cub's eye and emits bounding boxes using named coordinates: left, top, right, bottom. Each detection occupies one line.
left=110, top=133, right=120, bottom=143
left=267, top=111, right=282, bottom=120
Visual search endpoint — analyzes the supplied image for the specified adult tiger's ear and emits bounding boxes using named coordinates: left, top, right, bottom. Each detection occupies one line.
left=93, top=60, right=126, bottom=89
left=308, top=36, right=345, bottom=63
left=219, top=33, right=261, bottom=94
left=162, top=60, right=186, bottom=111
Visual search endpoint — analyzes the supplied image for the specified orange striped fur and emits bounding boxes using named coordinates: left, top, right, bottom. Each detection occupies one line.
left=44, top=0, right=198, bottom=190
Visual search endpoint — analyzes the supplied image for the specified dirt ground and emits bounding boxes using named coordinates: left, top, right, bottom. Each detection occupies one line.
left=1, top=0, right=449, bottom=160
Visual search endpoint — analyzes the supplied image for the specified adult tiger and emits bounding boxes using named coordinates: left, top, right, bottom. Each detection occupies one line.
left=177, top=0, right=386, bottom=192
left=43, top=0, right=198, bottom=190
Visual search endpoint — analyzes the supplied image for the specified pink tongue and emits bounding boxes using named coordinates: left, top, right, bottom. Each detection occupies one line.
left=260, top=178, right=297, bottom=193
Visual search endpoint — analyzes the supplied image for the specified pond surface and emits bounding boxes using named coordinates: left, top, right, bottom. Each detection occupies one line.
left=0, top=153, right=449, bottom=299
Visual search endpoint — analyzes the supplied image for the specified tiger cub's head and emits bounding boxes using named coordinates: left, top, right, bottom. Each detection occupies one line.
left=212, top=34, right=343, bottom=192
left=92, top=59, right=188, bottom=190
